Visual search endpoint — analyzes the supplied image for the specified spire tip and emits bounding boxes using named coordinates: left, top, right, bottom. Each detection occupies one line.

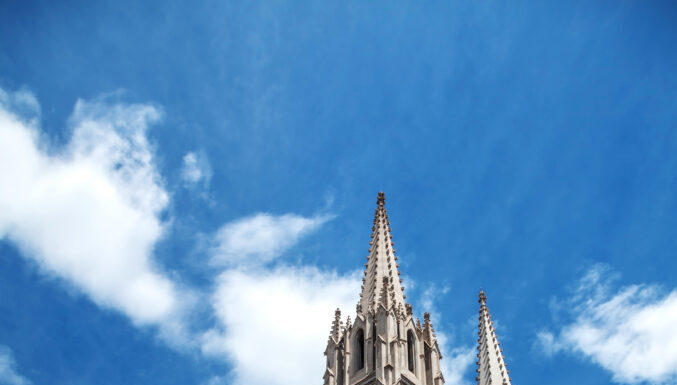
left=377, top=191, right=386, bottom=206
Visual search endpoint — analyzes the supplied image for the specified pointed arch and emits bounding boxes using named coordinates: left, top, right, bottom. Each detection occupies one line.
left=407, top=329, right=416, bottom=372
left=355, top=328, right=365, bottom=370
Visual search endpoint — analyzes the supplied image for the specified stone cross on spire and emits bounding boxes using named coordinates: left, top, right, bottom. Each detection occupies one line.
left=357, top=192, right=406, bottom=316
left=476, top=290, right=512, bottom=385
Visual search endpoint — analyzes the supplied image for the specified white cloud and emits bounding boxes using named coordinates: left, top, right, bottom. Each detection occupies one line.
left=0, top=346, right=31, bottom=385
left=442, top=347, right=476, bottom=385
left=211, top=213, right=332, bottom=266
left=181, top=151, right=212, bottom=187
left=0, top=89, right=184, bottom=327
left=418, top=284, right=450, bottom=317
left=200, top=210, right=358, bottom=385
left=201, top=265, right=361, bottom=385
left=538, top=265, right=677, bottom=384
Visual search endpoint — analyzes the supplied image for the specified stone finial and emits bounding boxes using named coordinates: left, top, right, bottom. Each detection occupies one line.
left=330, top=308, right=342, bottom=340
left=406, top=303, right=413, bottom=316
left=479, top=290, right=487, bottom=303
left=377, top=191, right=386, bottom=206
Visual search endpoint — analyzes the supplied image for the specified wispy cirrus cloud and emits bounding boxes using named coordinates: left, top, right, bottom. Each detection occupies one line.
left=538, top=265, right=677, bottom=385
left=181, top=151, right=212, bottom=188
left=0, top=345, right=31, bottom=385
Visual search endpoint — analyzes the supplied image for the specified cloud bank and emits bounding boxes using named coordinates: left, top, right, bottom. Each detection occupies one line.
left=538, top=265, right=677, bottom=384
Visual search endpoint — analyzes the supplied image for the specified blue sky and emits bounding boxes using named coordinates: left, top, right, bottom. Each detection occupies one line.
left=1, top=1, right=676, bottom=385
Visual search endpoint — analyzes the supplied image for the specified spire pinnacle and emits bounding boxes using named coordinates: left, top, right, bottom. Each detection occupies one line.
left=357, top=192, right=406, bottom=316
left=423, top=312, right=439, bottom=346
left=476, top=291, right=512, bottom=385
left=329, top=308, right=343, bottom=341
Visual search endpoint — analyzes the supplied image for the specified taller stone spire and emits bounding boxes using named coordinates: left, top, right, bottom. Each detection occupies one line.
left=476, top=291, right=512, bottom=385
left=357, top=191, right=406, bottom=316
left=323, top=192, right=444, bottom=385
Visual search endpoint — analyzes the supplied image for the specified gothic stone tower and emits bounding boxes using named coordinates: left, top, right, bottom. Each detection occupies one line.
left=324, top=192, right=444, bottom=385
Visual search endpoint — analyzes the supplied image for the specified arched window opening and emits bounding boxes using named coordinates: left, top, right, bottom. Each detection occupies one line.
left=407, top=330, right=416, bottom=372
left=355, top=329, right=365, bottom=370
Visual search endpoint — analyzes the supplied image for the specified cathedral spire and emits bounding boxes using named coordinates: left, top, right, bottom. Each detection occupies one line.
left=324, top=192, right=447, bottom=385
left=476, top=290, right=512, bottom=385
left=357, top=192, right=406, bottom=316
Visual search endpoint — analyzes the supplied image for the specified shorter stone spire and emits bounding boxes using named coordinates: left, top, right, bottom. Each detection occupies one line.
left=476, top=291, right=512, bottom=385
